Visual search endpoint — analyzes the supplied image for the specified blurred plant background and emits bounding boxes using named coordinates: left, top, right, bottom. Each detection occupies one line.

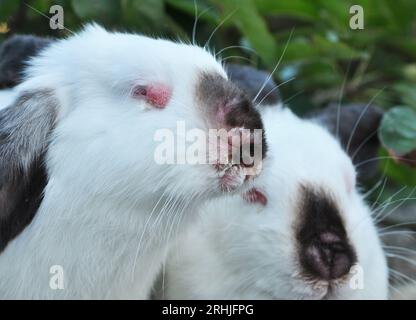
left=0, top=1, right=415, bottom=207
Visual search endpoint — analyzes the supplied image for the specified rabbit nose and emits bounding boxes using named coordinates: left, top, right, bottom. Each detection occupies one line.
left=297, top=186, right=357, bottom=281
left=302, top=232, right=355, bottom=280
left=196, top=72, right=267, bottom=160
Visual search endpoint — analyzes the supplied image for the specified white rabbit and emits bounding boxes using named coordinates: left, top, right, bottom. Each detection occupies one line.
left=158, top=105, right=389, bottom=299
left=0, top=24, right=266, bottom=299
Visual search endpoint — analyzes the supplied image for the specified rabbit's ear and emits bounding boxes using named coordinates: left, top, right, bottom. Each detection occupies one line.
left=0, top=35, right=52, bottom=88
left=0, top=90, right=59, bottom=251
left=310, top=103, right=384, bottom=181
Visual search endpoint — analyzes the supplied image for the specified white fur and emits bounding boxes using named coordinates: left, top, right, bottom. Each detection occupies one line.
left=0, top=89, right=16, bottom=110
left=391, top=284, right=416, bottom=300
left=161, top=107, right=389, bottom=300
left=0, top=25, right=244, bottom=299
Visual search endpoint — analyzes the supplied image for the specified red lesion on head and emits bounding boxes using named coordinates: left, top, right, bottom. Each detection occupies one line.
left=133, top=83, right=171, bottom=109
left=243, top=188, right=267, bottom=206
left=146, top=84, right=171, bottom=108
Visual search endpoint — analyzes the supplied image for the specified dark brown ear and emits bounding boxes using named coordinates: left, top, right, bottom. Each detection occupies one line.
left=0, top=35, right=52, bottom=88
left=0, top=90, right=58, bottom=252
left=310, top=103, right=384, bottom=181
left=226, top=64, right=281, bottom=106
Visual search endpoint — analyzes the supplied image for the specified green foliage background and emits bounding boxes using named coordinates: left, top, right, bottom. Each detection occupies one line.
left=1, top=0, right=416, bottom=201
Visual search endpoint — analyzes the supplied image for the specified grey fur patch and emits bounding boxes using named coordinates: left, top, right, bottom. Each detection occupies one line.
left=0, top=90, right=58, bottom=177
left=0, top=90, right=58, bottom=237
left=196, top=72, right=244, bottom=109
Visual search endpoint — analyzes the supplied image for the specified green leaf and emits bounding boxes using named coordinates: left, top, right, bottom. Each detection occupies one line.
left=379, top=149, right=416, bottom=186
left=312, top=35, right=364, bottom=60
left=393, top=83, right=416, bottom=110
left=32, top=0, right=54, bottom=13
left=314, top=0, right=350, bottom=31
left=385, top=37, right=416, bottom=59
left=255, top=0, right=318, bottom=20
left=165, top=0, right=218, bottom=24
left=402, top=64, right=416, bottom=82
left=71, top=0, right=121, bottom=23
left=124, top=0, right=164, bottom=23
left=379, top=106, right=416, bottom=156
left=121, top=0, right=165, bottom=31
left=209, top=0, right=277, bottom=67
left=380, top=0, right=416, bottom=31
left=0, top=0, right=19, bottom=21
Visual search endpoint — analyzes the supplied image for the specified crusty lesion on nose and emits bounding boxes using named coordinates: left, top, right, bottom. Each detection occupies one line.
left=195, top=71, right=267, bottom=159
left=195, top=71, right=268, bottom=189
left=295, top=185, right=357, bottom=282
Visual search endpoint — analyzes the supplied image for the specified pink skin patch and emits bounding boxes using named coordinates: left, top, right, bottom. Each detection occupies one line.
left=215, top=99, right=238, bottom=125
left=219, top=166, right=245, bottom=192
left=243, top=188, right=267, bottom=206
left=320, top=232, right=341, bottom=243
left=133, top=84, right=171, bottom=109
left=221, top=173, right=236, bottom=189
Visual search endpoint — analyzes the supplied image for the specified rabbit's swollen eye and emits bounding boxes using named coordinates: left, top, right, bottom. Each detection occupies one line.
left=132, top=83, right=171, bottom=109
